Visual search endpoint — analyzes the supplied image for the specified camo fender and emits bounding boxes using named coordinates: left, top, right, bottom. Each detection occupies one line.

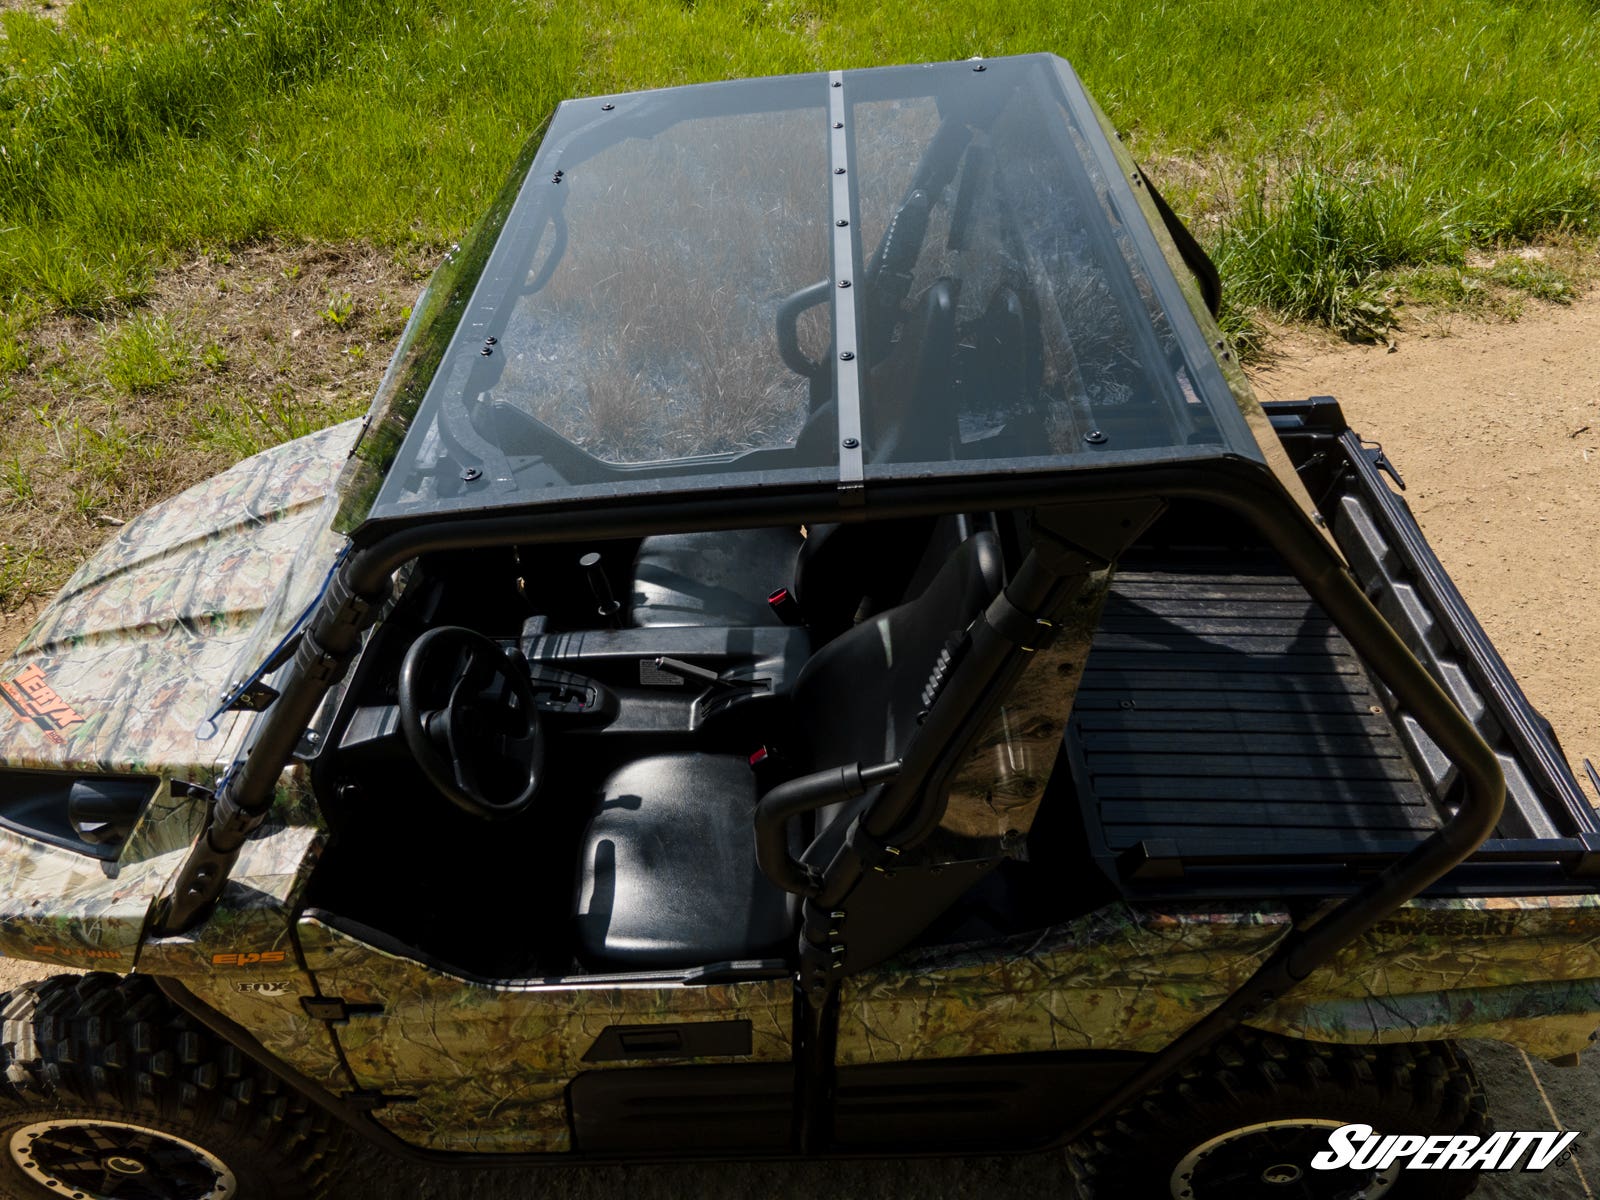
left=1254, top=894, right=1600, bottom=1060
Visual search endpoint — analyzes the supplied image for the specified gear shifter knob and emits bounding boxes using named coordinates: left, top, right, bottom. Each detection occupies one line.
left=579, top=551, right=622, bottom=626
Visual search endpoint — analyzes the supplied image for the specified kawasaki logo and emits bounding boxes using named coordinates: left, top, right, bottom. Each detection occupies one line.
left=0, top=664, right=87, bottom=745
left=1313, top=1123, right=1579, bottom=1173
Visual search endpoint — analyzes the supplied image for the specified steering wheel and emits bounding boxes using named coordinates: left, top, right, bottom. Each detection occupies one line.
left=397, top=627, right=544, bottom=820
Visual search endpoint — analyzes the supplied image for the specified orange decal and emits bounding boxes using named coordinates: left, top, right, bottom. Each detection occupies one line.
left=211, top=950, right=289, bottom=967
left=31, top=945, right=121, bottom=960
left=1, top=664, right=88, bottom=746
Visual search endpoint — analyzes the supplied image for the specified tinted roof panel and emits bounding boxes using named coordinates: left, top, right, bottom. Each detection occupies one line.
left=849, top=59, right=1235, bottom=478
left=364, top=56, right=1260, bottom=527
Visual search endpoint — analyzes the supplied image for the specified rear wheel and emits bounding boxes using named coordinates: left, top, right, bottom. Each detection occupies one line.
left=1069, top=1031, right=1487, bottom=1199
left=0, top=973, right=347, bottom=1199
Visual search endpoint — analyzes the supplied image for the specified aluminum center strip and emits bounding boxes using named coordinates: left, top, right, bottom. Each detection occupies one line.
left=828, top=69, right=866, bottom=500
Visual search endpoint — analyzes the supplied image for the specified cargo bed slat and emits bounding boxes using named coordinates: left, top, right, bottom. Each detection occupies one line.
left=1072, top=556, right=1442, bottom=865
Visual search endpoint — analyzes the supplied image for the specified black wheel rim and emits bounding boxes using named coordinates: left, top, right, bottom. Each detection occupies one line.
left=10, top=1118, right=236, bottom=1199
left=1170, top=1118, right=1398, bottom=1200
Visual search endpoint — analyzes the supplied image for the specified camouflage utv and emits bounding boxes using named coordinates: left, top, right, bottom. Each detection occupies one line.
left=1, top=53, right=1596, bottom=1200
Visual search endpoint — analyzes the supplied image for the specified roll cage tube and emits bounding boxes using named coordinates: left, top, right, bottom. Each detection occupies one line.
left=154, top=463, right=1505, bottom=1102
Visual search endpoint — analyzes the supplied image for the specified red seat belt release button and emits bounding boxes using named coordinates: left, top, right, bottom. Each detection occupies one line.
left=767, top=587, right=802, bottom=624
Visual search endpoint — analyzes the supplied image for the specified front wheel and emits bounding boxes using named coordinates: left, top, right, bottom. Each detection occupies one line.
left=0, top=973, right=347, bottom=1199
left=1068, top=1031, right=1488, bottom=1199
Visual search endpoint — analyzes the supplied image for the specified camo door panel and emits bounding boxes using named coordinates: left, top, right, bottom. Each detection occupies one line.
left=837, top=903, right=1292, bottom=1063
left=297, top=916, right=793, bottom=1152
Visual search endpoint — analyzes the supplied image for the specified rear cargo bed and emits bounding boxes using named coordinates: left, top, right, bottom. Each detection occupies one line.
left=1064, top=403, right=1600, bottom=898
left=1069, top=553, right=1443, bottom=863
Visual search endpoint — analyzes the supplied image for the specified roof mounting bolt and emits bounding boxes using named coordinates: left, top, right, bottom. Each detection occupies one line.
left=484, top=336, right=497, bottom=345
left=1370, top=705, right=1384, bottom=715
left=1312, top=511, right=1327, bottom=526
left=304, top=730, right=320, bottom=745
left=833, top=121, right=844, bottom=129
left=832, top=80, right=842, bottom=88
left=972, top=63, right=986, bottom=72
left=461, top=467, right=483, bottom=482
left=480, top=346, right=494, bottom=356
left=601, top=102, right=615, bottom=111
left=841, top=437, right=859, bottom=449
left=834, top=167, right=846, bottom=175
left=1084, top=429, right=1108, bottom=445
left=836, top=219, right=849, bottom=227
left=839, top=350, right=854, bottom=361
left=837, top=279, right=851, bottom=288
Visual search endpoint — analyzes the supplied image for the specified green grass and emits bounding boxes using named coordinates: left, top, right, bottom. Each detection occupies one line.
left=99, top=313, right=190, bottom=393
left=0, top=0, right=1596, bottom=333
left=194, top=381, right=364, bottom=461
left=0, top=544, right=39, bottom=609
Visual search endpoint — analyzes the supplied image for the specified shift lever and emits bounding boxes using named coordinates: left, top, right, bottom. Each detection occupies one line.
left=579, top=551, right=622, bottom=627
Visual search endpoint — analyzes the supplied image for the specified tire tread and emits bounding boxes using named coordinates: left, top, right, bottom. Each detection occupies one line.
left=0, top=972, right=347, bottom=1198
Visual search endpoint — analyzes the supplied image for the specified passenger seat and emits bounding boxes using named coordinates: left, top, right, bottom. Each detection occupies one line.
left=628, top=518, right=937, bottom=643
left=629, top=527, right=802, bottom=629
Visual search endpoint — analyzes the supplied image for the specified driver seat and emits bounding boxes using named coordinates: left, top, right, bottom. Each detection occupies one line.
left=573, top=531, right=1005, bottom=969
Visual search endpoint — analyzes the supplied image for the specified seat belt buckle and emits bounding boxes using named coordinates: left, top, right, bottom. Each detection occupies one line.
left=767, top=587, right=803, bottom=625
left=748, top=745, right=786, bottom=786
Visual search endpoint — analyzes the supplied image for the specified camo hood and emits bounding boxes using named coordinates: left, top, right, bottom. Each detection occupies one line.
left=0, top=419, right=361, bottom=777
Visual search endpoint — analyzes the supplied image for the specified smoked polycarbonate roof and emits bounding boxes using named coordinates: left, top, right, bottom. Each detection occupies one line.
left=359, top=54, right=1262, bottom=525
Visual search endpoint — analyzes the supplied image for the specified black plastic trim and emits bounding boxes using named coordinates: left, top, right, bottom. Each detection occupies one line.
left=300, top=909, right=782, bottom=991
left=0, top=770, right=158, bottom=863
left=582, top=1020, right=753, bottom=1063
left=0, top=813, right=117, bottom=862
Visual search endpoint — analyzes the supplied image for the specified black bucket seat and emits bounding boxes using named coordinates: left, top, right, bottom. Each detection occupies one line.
left=628, top=518, right=938, bottom=644
left=574, top=530, right=1005, bottom=969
